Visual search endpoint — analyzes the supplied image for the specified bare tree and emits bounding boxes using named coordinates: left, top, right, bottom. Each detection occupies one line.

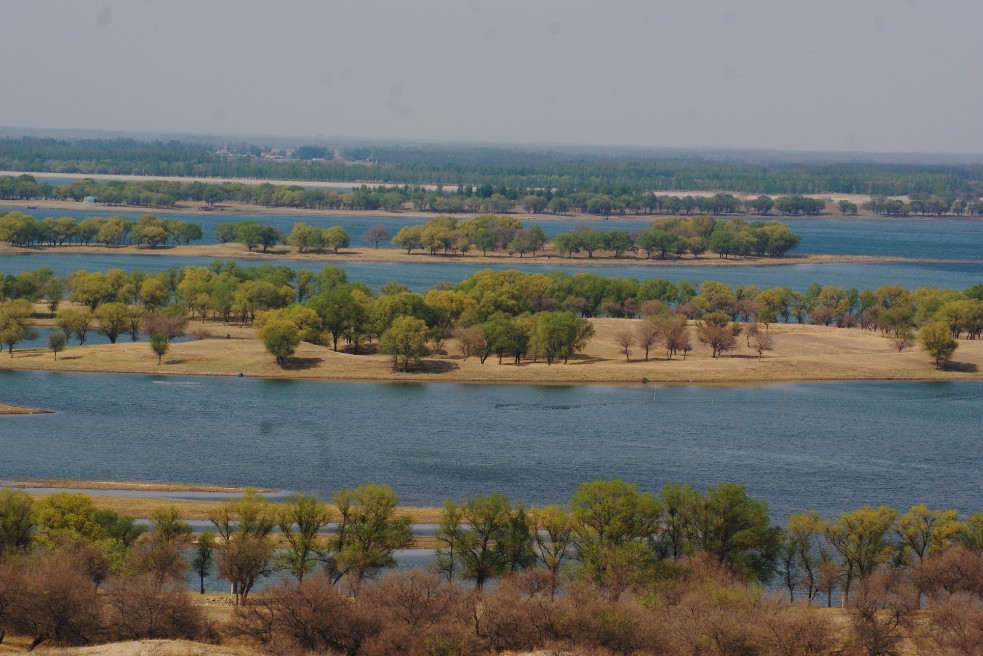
left=614, top=330, right=634, bottom=362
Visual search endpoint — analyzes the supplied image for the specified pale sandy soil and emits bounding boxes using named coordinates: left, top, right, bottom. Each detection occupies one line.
left=30, top=640, right=258, bottom=656
left=0, top=240, right=922, bottom=268
left=0, top=479, right=266, bottom=494
left=0, top=402, right=48, bottom=414
left=2, top=319, right=979, bottom=386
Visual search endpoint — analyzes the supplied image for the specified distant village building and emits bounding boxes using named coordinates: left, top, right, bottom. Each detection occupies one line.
left=83, top=196, right=97, bottom=203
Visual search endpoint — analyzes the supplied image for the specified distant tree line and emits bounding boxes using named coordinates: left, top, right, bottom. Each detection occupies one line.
left=1, top=482, right=982, bottom=654
left=0, top=211, right=202, bottom=248
left=5, top=136, right=983, bottom=196
left=6, top=170, right=983, bottom=219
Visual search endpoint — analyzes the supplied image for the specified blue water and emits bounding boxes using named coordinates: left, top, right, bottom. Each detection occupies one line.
left=7, top=205, right=982, bottom=260
left=2, top=372, right=980, bottom=521
left=1, top=251, right=979, bottom=293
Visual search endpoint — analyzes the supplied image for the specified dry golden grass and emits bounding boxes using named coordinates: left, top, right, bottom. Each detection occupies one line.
left=0, top=402, right=48, bottom=414
left=2, top=319, right=980, bottom=386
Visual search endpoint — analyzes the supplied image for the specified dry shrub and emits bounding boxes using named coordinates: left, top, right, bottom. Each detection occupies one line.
left=918, top=548, right=983, bottom=601
left=646, top=558, right=770, bottom=656
left=924, top=593, right=983, bottom=656
left=189, top=326, right=213, bottom=340
left=103, top=573, right=210, bottom=642
left=540, top=586, right=670, bottom=656
left=0, top=551, right=102, bottom=650
left=846, top=573, right=915, bottom=656
left=231, top=573, right=375, bottom=655
left=762, top=603, right=841, bottom=656
left=358, top=571, right=478, bottom=656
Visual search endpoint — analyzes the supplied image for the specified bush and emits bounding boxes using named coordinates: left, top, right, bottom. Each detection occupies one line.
left=103, top=573, right=209, bottom=641
left=231, top=573, right=376, bottom=655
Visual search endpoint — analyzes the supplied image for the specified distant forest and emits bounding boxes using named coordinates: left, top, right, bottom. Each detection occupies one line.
left=3, top=136, right=983, bottom=197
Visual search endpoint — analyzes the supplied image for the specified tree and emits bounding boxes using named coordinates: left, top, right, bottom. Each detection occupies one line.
left=614, top=330, right=634, bottom=362
left=210, top=491, right=276, bottom=605
left=824, top=506, right=898, bottom=607
left=191, top=531, right=216, bottom=595
left=257, top=319, right=301, bottom=367
left=380, top=315, right=430, bottom=372
left=747, top=324, right=774, bottom=359
left=363, top=224, right=390, bottom=248
left=328, top=484, right=412, bottom=588
left=687, top=483, right=782, bottom=585
left=94, top=302, right=131, bottom=344
left=150, top=332, right=169, bottom=364
left=278, top=495, right=331, bottom=583
left=635, top=318, right=660, bottom=361
left=0, top=489, right=34, bottom=557
left=322, top=226, right=350, bottom=253
left=529, top=311, right=594, bottom=364
left=43, top=331, right=63, bottom=362
left=919, top=322, right=958, bottom=369
left=568, top=480, right=661, bottom=600
left=0, top=300, right=34, bottom=357
left=435, top=494, right=534, bottom=591
left=696, top=311, right=742, bottom=358
left=55, top=307, right=91, bottom=345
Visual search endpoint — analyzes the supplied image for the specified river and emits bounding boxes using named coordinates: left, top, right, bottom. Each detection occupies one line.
left=2, top=371, right=980, bottom=520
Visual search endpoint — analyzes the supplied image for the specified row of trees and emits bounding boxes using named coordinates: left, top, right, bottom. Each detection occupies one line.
left=0, top=211, right=203, bottom=248
left=2, top=482, right=982, bottom=654
left=6, top=136, right=983, bottom=196
left=12, top=168, right=983, bottom=221
left=2, top=263, right=979, bottom=367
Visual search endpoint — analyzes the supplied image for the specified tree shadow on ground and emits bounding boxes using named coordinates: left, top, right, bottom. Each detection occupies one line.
left=944, top=361, right=978, bottom=373
left=283, top=356, right=323, bottom=371
left=410, top=360, right=459, bottom=374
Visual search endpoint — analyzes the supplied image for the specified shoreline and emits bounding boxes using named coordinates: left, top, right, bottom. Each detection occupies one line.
left=2, top=478, right=445, bottom=524
left=0, top=241, right=942, bottom=269
left=0, top=402, right=49, bottom=415
left=2, top=321, right=980, bottom=386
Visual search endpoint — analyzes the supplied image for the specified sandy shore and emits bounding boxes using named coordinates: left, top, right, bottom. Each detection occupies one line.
left=0, top=402, right=49, bottom=414
left=2, top=319, right=979, bottom=386
left=0, top=240, right=926, bottom=269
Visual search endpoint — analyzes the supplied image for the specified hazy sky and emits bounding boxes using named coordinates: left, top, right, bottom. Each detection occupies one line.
left=4, top=0, right=983, bottom=154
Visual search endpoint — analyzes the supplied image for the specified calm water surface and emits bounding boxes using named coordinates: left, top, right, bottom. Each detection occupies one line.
left=1, top=251, right=980, bottom=293
left=2, top=372, right=980, bottom=520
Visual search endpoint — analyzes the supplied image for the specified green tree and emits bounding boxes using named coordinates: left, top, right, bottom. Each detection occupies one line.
left=322, top=226, right=351, bottom=253
left=47, top=331, right=66, bottom=360
left=278, top=495, right=332, bottom=582
left=150, top=332, right=169, bottom=364
left=568, top=480, right=661, bottom=599
left=94, top=302, right=131, bottom=344
left=435, top=494, right=534, bottom=591
left=328, top=484, right=412, bottom=587
left=380, top=315, right=430, bottom=372
left=919, top=322, right=958, bottom=369
left=824, top=506, right=898, bottom=607
left=686, top=482, right=781, bottom=585
left=257, top=319, right=301, bottom=367
left=0, top=489, right=34, bottom=557
left=0, top=299, right=34, bottom=357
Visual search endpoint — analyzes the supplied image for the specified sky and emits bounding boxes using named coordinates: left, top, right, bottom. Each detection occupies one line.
left=3, top=0, right=983, bottom=154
